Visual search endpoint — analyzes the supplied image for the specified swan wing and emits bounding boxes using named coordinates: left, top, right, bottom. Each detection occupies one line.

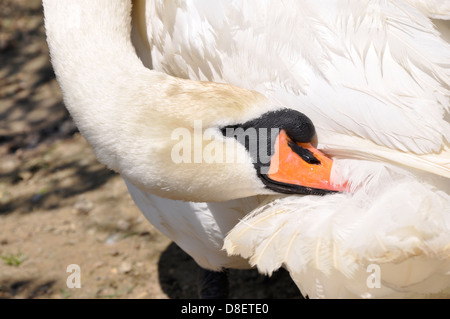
left=224, top=165, right=450, bottom=298
left=218, top=1, right=450, bottom=298
left=147, top=0, right=450, bottom=178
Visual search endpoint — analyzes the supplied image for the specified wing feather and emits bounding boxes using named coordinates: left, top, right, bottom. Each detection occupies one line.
left=224, top=160, right=450, bottom=298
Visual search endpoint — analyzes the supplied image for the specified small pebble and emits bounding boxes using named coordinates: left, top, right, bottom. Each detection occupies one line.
left=105, top=233, right=121, bottom=245
left=74, top=199, right=93, bottom=214
left=119, top=261, right=132, bottom=274
left=31, top=193, right=43, bottom=203
left=116, top=219, right=130, bottom=231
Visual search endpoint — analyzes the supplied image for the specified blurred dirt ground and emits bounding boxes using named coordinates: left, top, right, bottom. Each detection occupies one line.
left=0, top=0, right=300, bottom=299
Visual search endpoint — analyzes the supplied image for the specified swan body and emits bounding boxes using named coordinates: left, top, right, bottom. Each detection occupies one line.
left=44, top=0, right=450, bottom=298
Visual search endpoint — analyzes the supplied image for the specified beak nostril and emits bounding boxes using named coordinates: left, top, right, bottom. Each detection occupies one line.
left=287, top=141, right=321, bottom=165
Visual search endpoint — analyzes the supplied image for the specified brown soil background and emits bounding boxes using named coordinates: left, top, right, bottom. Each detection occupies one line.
left=0, top=0, right=301, bottom=299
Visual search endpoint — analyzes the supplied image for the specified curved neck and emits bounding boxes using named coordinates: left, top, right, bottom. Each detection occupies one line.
left=44, top=0, right=147, bottom=117
left=43, top=0, right=271, bottom=201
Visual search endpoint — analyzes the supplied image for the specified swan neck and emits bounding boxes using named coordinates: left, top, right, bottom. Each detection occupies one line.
left=44, top=0, right=144, bottom=106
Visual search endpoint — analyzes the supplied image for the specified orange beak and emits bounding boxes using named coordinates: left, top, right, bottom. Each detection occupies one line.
left=266, top=130, right=347, bottom=194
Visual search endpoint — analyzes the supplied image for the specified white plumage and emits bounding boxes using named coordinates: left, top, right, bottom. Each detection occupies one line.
left=225, top=160, right=450, bottom=298
left=44, top=0, right=450, bottom=298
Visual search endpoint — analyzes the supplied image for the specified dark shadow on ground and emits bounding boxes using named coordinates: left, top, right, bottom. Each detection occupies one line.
left=158, top=242, right=304, bottom=299
left=0, top=162, right=116, bottom=216
left=0, top=0, right=77, bottom=156
left=0, top=278, right=56, bottom=299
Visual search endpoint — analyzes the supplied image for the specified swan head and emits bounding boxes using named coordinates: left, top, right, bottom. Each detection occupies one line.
left=121, top=102, right=346, bottom=202
left=221, top=109, right=345, bottom=197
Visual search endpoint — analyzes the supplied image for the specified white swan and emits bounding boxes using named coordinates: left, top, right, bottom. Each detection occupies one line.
left=43, top=0, right=450, bottom=298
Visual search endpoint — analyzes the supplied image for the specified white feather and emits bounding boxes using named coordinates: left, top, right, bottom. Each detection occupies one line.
left=225, top=159, right=450, bottom=298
